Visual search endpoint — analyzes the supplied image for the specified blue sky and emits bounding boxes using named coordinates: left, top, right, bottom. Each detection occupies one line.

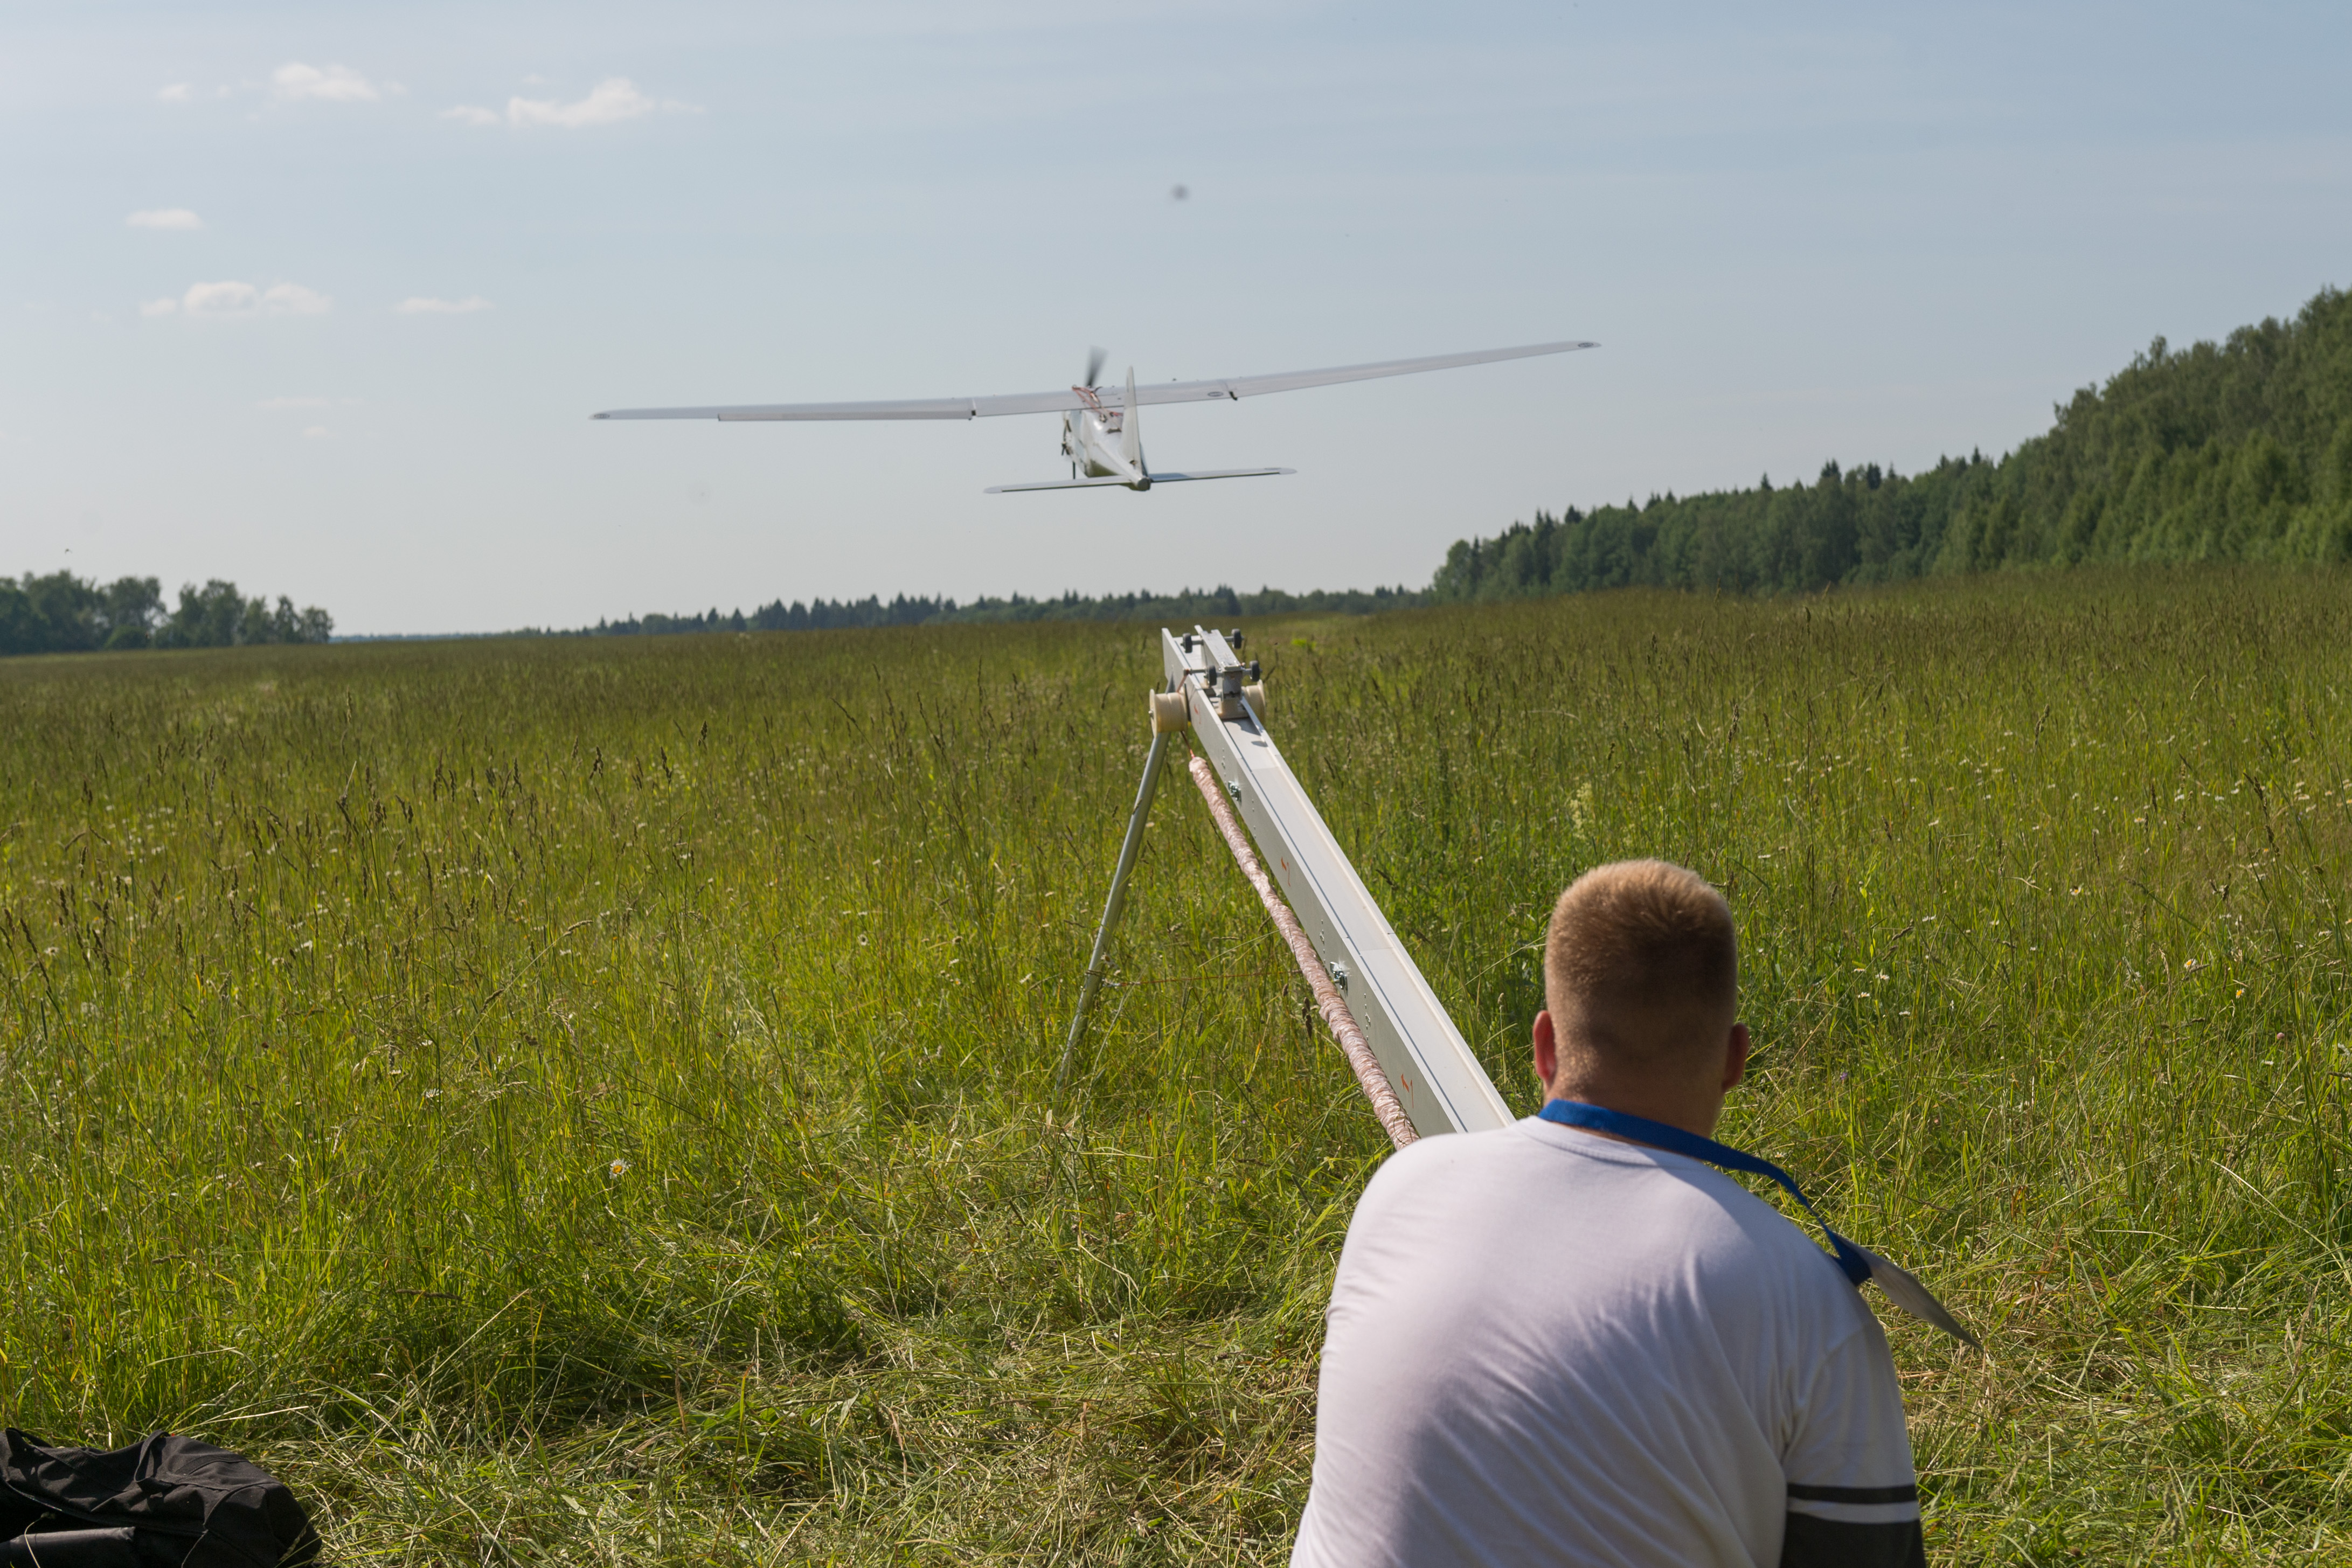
left=4, top=1, right=2348, bottom=634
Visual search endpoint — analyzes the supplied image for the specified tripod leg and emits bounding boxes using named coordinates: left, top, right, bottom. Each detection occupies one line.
left=1054, top=724, right=1174, bottom=1101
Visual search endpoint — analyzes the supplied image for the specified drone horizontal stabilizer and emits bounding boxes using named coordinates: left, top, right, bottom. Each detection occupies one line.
left=984, top=476, right=1139, bottom=494
left=983, top=467, right=1294, bottom=495
left=1135, top=467, right=1295, bottom=484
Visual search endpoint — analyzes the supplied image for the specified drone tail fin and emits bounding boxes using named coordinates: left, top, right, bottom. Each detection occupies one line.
left=1122, top=367, right=1142, bottom=469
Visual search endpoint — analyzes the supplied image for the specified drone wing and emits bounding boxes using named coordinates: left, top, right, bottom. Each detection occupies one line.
left=1133, top=339, right=1597, bottom=409
left=590, top=339, right=1595, bottom=421
left=592, top=390, right=1078, bottom=422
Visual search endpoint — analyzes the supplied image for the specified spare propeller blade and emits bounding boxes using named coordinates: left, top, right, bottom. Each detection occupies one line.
left=1083, top=346, right=1106, bottom=388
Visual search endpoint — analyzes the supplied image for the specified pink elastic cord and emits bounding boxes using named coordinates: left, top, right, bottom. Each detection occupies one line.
left=1187, top=754, right=1418, bottom=1150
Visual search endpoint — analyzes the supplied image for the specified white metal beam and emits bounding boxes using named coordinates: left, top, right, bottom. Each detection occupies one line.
left=1164, top=628, right=1513, bottom=1137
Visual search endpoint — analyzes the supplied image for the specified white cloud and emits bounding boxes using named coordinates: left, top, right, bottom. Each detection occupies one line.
left=258, top=396, right=332, bottom=410
left=272, top=62, right=380, bottom=103
left=510, top=78, right=655, bottom=127
left=184, top=280, right=260, bottom=315
left=451, top=77, right=691, bottom=130
left=260, top=282, right=332, bottom=315
left=151, top=280, right=332, bottom=318
left=396, top=296, right=492, bottom=315
left=127, top=207, right=203, bottom=231
left=302, top=426, right=332, bottom=440
left=157, top=83, right=196, bottom=104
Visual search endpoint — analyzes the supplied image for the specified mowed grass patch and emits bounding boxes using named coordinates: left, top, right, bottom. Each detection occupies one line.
left=2, top=565, right=2349, bottom=1564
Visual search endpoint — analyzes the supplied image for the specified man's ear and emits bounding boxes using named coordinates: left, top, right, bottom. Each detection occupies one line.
left=1722, top=1022, right=1751, bottom=1092
left=1532, top=1009, right=1560, bottom=1096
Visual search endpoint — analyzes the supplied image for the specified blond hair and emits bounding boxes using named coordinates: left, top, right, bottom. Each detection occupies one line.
left=1544, top=859, right=1737, bottom=1072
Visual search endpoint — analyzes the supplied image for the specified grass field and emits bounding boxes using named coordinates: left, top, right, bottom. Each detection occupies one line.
left=5, top=565, right=2352, bottom=1565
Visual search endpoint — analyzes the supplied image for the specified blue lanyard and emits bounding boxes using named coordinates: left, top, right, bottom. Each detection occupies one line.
left=1536, top=1099, right=1872, bottom=1288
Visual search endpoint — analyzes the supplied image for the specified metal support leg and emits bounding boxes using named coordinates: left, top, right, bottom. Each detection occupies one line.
left=1054, top=725, right=1174, bottom=1101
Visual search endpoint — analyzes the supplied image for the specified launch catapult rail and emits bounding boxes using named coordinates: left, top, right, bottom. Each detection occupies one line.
left=1055, top=626, right=1514, bottom=1142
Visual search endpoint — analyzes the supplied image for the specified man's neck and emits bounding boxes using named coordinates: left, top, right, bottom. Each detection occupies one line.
left=1543, top=1084, right=1724, bottom=1142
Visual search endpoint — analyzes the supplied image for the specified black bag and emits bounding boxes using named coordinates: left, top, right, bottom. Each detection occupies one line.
left=0, top=1429, right=319, bottom=1567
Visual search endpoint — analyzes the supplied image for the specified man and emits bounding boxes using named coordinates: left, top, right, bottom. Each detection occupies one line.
left=1292, top=859, right=1924, bottom=1567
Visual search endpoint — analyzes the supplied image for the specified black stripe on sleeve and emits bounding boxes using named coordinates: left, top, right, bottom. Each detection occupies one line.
left=1785, top=1482, right=1918, bottom=1504
left=1781, top=1511, right=1925, bottom=1568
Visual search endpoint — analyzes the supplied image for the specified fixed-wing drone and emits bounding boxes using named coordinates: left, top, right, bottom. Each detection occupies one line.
left=591, top=339, right=1594, bottom=493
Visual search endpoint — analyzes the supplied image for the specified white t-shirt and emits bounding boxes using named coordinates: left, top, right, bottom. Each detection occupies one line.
left=1292, top=1115, right=1920, bottom=1568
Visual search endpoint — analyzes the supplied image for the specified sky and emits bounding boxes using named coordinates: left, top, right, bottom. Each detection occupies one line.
left=4, top=1, right=2349, bottom=635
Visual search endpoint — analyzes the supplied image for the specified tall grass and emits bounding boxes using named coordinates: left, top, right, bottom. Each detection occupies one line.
left=3, top=565, right=2349, bottom=1564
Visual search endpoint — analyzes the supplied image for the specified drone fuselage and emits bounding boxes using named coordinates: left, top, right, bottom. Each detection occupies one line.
left=1062, top=385, right=1148, bottom=488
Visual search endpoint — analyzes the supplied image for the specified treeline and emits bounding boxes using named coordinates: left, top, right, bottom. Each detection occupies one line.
left=543, top=584, right=1426, bottom=637
left=1435, top=283, right=2352, bottom=601
left=0, top=573, right=334, bottom=656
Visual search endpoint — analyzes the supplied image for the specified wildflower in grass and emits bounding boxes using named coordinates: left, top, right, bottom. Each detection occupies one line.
left=608, top=1158, right=630, bottom=1178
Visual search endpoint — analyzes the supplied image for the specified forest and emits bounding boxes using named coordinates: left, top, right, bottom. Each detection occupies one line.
left=0, top=573, right=332, bottom=656
left=544, top=584, right=1427, bottom=637
left=1433, top=284, right=2352, bottom=601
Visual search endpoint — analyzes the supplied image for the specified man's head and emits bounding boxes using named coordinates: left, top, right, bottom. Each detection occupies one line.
left=1534, top=859, right=1746, bottom=1132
